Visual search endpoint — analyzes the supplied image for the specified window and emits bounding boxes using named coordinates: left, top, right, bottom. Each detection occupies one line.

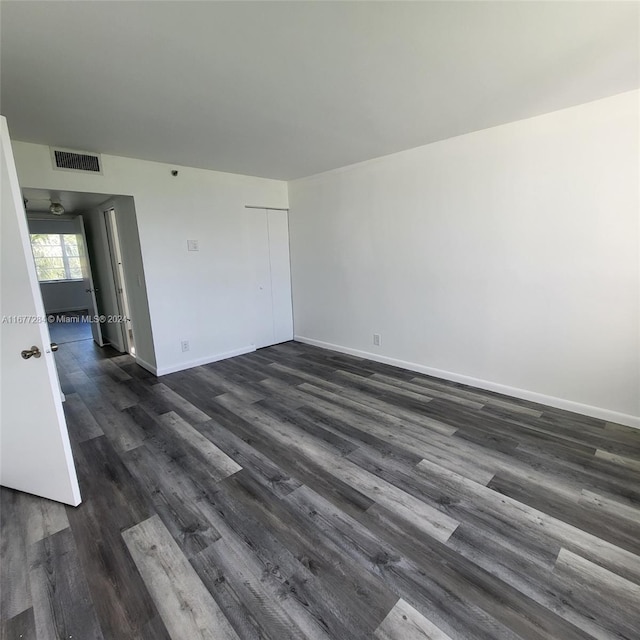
left=29, top=233, right=83, bottom=282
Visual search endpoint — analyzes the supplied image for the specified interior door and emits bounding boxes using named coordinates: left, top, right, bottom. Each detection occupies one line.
left=247, top=208, right=294, bottom=349
left=266, top=209, right=294, bottom=344
left=73, top=214, right=104, bottom=346
left=104, top=208, right=132, bottom=353
left=248, top=209, right=275, bottom=348
left=0, top=116, right=81, bottom=506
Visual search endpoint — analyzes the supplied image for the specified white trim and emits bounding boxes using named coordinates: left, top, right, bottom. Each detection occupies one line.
left=134, top=355, right=158, bottom=376
left=155, top=345, right=256, bottom=377
left=294, top=335, right=640, bottom=430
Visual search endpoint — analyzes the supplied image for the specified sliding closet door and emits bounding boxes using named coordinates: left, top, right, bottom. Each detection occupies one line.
left=247, top=208, right=293, bottom=349
left=248, top=210, right=275, bottom=348
left=267, top=209, right=294, bottom=344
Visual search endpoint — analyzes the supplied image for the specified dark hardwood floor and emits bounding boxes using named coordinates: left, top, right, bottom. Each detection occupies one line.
left=2, top=339, right=640, bottom=639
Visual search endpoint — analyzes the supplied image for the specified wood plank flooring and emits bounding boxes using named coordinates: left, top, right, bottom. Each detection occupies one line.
left=2, top=339, right=640, bottom=640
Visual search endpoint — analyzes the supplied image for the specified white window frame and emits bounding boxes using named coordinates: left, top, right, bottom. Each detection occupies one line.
left=30, top=233, right=83, bottom=283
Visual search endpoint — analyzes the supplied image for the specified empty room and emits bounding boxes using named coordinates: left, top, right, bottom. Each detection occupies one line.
left=1, top=2, right=639, bottom=639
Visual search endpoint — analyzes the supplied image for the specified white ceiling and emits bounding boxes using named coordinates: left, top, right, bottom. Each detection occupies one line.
left=22, top=188, right=113, bottom=215
left=1, top=1, right=638, bottom=180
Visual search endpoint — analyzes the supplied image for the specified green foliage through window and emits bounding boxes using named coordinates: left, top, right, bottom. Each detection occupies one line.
left=30, top=233, right=84, bottom=282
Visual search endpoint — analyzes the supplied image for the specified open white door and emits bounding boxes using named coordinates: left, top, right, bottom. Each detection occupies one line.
left=104, top=208, right=134, bottom=354
left=73, top=214, right=104, bottom=346
left=0, top=117, right=81, bottom=506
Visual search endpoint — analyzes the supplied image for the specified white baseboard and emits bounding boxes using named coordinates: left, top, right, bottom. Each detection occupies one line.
left=155, top=345, right=256, bottom=377
left=46, top=306, right=88, bottom=315
left=294, top=335, right=640, bottom=430
left=134, top=356, right=158, bottom=376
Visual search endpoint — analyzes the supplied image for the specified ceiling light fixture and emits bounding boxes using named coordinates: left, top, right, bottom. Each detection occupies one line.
left=49, top=202, right=65, bottom=215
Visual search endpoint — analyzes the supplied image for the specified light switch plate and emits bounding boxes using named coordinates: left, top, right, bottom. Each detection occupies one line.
left=187, top=239, right=199, bottom=251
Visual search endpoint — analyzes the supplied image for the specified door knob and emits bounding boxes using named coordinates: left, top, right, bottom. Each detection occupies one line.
left=50, top=343, right=59, bottom=352
left=21, top=346, right=42, bottom=360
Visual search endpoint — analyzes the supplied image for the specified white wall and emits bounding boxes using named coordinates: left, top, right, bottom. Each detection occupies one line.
left=289, top=91, right=640, bottom=427
left=38, top=281, right=86, bottom=314
left=13, top=143, right=288, bottom=374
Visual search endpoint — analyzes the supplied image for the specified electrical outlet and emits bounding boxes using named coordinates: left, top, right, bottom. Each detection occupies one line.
left=373, top=333, right=381, bottom=346
left=187, top=239, right=199, bottom=251
left=181, top=340, right=190, bottom=352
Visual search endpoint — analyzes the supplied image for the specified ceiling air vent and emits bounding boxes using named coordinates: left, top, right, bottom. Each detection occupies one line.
left=50, top=147, right=102, bottom=174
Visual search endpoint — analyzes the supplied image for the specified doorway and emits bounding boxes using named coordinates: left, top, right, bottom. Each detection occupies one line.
left=23, top=189, right=139, bottom=356
left=26, top=212, right=103, bottom=347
